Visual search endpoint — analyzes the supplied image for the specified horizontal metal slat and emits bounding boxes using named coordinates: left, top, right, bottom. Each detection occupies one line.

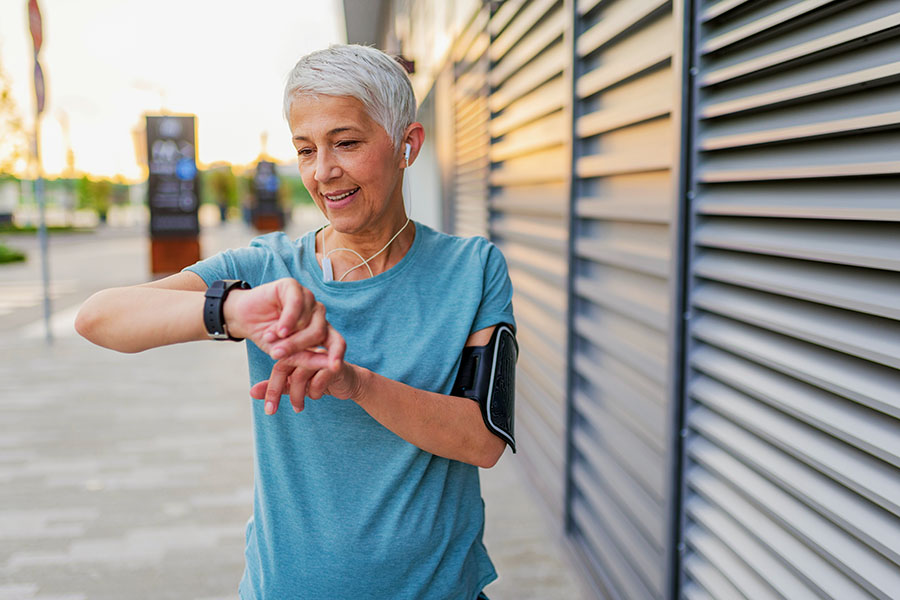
left=702, top=61, right=900, bottom=119
left=490, top=8, right=565, bottom=87
left=490, top=112, right=567, bottom=162
left=578, top=93, right=672, bottom=138
left=574, top=312, right=667, bottom=385
left=575, top=236, right=669, bottom=278
left=574, top=352, right=665, bottom=452
left=693, top=218, right=900, bottom=271
left=690, top=376, right=900, bottom=517
left=491, top=44, right=566, bottom=113
left=686, top=473, right=868, bottom=600
left=575, top=271, right=669, bottom=332
left=700, top=0, right=755, bottom=23
left=684, top=514, right=794, bottom=600
left=570, top=459, right=664, bottom=598
left=575, top=196, right=670, bottom=223
left=692, top=313, right=900, bottom=419
left=518, top=351, right=566, bottom=435
left=490, top=0, right=559, bottom=62
left=490, top=215, right=567, bottom=254
left=516, top=406, right=565, bottom=518
left=695, top=179, right=900, bottom=221
left=683, top=553, right=745, bottom=600
left=574, top=389, right=665, bottom=503
left=698, top=134, right=900, bottom=183
left=701, top=110, right=900, bottom=150
left=513, top=293, right=567, bottom=359
left=702, top=0, right=841, bottom=55
left=489, top=0, right=527, bottom=37
left=693, top=249, right=900, bottom=319
left=577, top=17, right=672, bottom=98
left=691, top=406, right=900, bottom=565
left=577, top=0, right=668, bottom=57
left=692, top=282, right=887, bottom=362
left=572, top=496, right=654, bottom=600
left=517, top=375, right=566, bottom=469
left=689, top=446, right=900, bottom=599
left=508, top=263, right=566, bottom=314
left=490, top=78, right=566, bottom=138
left=572, top=431, right=665, bottom=551
left=577, top=0, right=605, bottom=17
left=690, top=345, right=900, bottom=468
left=701, top=13, right=900, bottom=87
left=452, top=6, right=489, bottom=64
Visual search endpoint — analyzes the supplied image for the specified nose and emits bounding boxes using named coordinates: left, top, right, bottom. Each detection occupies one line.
left=314, top=149, right=341, bottom=183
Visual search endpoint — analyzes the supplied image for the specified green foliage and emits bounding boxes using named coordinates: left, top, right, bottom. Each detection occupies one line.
left=0, top=242, right=25, bottom=263
left=203, top=166, right=239, bottom=208
left=0, top=56, right=29, bottom=175
left=281, top=175, right=312, bottom=205
left=77, top=176, right=112, bottom=219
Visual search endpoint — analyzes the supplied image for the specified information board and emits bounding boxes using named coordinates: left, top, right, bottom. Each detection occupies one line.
left=146, top=115, right=199, bottom=236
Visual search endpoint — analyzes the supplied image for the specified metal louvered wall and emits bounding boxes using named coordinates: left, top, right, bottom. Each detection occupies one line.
left=681, top=2, right=900, bottom=600
left=452, top=6, right=492, bottom=238
left=486, top=0, right=573, bottom=523
left=568, top=0, right=679, bottom=598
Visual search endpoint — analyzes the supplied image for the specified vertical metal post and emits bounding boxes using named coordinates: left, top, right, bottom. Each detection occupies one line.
left=664, top=0, right=698, bottom=597
left=33, top=116, right=52, bottom=343
left=561, top=0, right=579, bottom=535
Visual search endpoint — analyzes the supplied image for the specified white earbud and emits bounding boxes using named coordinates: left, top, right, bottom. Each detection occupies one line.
left=404, top=143, right=411, bottom=164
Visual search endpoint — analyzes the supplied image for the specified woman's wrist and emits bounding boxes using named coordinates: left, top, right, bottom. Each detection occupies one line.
left=221, top=289, right=250, bottom=339
left=349, top=364, right=373, bottom=404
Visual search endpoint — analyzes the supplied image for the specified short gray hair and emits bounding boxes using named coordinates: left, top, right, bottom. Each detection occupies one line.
left=283, top=44, right=416, bottom=149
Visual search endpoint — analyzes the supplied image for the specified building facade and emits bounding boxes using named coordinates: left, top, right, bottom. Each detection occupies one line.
left=343, top=1, right=900, bottom=598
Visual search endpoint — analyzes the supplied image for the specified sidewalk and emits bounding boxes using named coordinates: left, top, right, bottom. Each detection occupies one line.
left=0, top=219, right=586, bottom=599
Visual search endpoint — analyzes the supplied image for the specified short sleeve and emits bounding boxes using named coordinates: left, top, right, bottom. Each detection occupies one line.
left=470, top=240, right=516, bottom=335
left=182, top=244, right=270, bottom=288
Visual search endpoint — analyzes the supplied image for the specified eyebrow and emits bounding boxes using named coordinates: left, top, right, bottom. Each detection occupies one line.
left=293, top=127, right=361, bottom=141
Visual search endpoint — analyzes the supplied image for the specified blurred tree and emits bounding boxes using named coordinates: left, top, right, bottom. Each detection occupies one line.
left=77, top=176, right=112, bottom=222
left=0, top=55, right=30, bottom=175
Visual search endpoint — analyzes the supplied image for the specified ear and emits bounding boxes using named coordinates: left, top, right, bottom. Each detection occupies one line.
left=400, top=122, right=425, bottom=168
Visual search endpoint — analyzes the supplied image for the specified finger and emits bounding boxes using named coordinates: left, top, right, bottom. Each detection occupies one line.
left=288, top=370, right=307, bottom=413
left=279, top=349, right=332, bottom=371
left=325, top=324, right=346, bottom=371
left=307, top=367, right=335, bottom=400
left=264, top=363, right=292, bottom=414
left=271, top=303, right=328, bottom=359
left=275, top=281, right=311, bottom=338
left=250, top=380, right=268, bottom=399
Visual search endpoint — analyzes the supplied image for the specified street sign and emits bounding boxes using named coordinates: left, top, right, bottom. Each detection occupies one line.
left=28, top=0, right=42, bottom=55
left=146, top=115, right=200, bottom=237
left=33, top=60, right=44, bottom=114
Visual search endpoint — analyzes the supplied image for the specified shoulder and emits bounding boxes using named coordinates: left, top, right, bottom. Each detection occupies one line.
left=415, top=223, right=503, bottom=269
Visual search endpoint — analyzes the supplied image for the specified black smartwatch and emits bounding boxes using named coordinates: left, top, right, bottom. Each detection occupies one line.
left=204, top=279, right=251, bottom=341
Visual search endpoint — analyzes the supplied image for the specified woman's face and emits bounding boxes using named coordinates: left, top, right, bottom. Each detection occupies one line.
left=288, top=94, right=404, bottom=236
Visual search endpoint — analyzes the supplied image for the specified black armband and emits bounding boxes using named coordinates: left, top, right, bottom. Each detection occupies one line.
left=450, top=324, right=517, bottom=452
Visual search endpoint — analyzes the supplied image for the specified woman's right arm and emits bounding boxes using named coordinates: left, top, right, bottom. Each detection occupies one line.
left=75, top=272, right=218, bottom=353
left=75, top=273, right=336, bottom=357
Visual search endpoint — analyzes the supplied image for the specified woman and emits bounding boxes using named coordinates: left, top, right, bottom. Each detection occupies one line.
left=76, top=44, right=515, bottom=599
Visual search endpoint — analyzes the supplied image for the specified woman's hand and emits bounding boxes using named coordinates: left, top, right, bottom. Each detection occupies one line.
left=249, top=332, right=358, bottom=414
left=224, top=278, right=338, bottom=360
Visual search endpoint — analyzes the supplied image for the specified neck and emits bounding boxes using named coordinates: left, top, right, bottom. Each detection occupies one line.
left=320, top=213, right=415, bottom=280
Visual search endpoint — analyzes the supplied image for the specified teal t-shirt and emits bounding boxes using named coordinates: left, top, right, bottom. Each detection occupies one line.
left=184, top=222, right=515, bottom=599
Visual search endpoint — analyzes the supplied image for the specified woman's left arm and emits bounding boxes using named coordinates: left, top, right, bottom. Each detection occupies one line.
left=251, top=325, right=508, bottom=468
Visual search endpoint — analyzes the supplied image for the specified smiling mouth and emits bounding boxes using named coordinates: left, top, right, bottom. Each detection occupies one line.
left=324, top=187, right=360, bottom=202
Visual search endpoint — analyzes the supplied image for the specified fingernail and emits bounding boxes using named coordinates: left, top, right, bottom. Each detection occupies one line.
left=279, top=328, right=289, bottom=337
left=265, top=402, right=274, bottom=415
left=272, top=347, right=285, bottom=359
left=293, top=405, right=300, bottom=413
left=263, top=332, right=275, bottom=343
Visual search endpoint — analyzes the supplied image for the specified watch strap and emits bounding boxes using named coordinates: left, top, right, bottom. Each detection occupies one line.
left=204, top=279, right=251, bottom=341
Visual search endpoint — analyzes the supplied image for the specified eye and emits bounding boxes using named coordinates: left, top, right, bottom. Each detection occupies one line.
left=297, top=147, right=314, bottom=158
left=336, top=140, right=359, bottom=149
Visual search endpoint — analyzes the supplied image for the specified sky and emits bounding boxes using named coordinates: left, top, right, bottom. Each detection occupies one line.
left=0, top=0, right=346, bottom=180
